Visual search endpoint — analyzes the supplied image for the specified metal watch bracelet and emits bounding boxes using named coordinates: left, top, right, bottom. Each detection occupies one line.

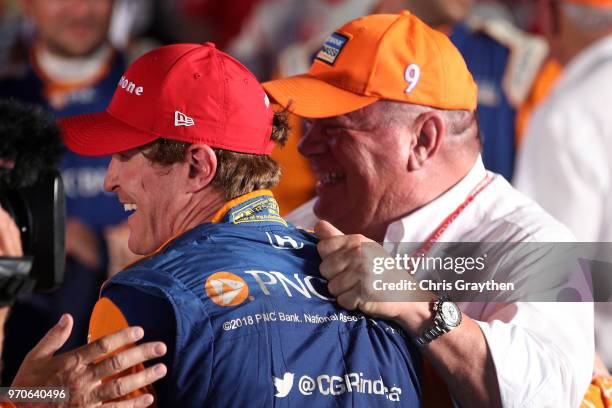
left=414, top=317, right=449, bottom=346
left=414, top=295, right=458, bottom=346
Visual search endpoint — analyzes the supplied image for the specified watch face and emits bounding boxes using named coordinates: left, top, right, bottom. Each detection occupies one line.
left=441, top=302, right=462, bottom=327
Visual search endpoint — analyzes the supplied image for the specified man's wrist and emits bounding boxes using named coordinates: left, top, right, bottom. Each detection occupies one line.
left=394, top=301, right=434, bottom=335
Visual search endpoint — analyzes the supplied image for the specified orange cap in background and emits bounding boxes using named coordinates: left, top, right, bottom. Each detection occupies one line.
left=563, top=0, right=612, bottom=6
left=263, top=11, right=478, bottom=118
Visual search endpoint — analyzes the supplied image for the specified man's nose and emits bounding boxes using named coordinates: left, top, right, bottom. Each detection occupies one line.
left=103, top=156, right=119, bottom=193
left=298, top=120, right=328, bottom=158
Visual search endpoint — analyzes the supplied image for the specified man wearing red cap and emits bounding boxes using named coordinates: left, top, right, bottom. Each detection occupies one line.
left=264, top=11, right=593, bottom=407
left=60, top=43, right=422, bottom=406
left=515, top=0, right=612, bottom=400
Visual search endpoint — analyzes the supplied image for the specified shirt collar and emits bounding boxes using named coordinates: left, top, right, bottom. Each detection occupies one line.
left=33, top=42, right=114, bottom=84
left=553, top=34, right=612, bottom=96
left=384, top=156, right=487, bottom=242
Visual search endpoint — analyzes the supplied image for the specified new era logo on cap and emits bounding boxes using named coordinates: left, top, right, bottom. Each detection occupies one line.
left=175, top=110, right=195, bottom=127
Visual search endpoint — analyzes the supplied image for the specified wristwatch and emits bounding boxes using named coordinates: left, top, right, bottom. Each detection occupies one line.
left=414, top=295, right=462, bottom=346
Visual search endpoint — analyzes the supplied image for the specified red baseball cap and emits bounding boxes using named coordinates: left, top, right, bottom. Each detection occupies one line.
left=60, top=43, right=274, bottom=156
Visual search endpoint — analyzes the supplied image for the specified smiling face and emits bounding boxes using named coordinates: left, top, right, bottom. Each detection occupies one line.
left=21, top=0, right=114, bottom=57
left=298, top=102, right=415, bottom=239
left=103, top=147, right=188, bottom=255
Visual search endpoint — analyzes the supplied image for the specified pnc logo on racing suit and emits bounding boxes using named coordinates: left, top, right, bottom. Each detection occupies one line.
left=204, top=272, right=250, bottom=307
left=205, top=270, right=333, bottom=307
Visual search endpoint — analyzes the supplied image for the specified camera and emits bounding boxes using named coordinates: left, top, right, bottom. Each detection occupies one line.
left=0, top=99, right=66, bottom=306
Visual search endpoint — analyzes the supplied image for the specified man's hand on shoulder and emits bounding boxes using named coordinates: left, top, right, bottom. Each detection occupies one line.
left=11, top=314, right=167, bottom=407
left=315, top=220, right=433, bottom=333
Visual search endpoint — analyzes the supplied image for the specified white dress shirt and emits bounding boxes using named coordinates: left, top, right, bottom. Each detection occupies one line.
left=288, top=156, right=594, bottom=408
left=514, top=35, right=612, bottom=369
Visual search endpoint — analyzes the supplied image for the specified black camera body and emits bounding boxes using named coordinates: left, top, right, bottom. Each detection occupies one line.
left=0, top=100, right=66, bottom=306
left=0, top=170, right=65, bottom=303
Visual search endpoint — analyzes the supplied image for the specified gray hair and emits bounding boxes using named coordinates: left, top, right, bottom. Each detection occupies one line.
left=563, top=3, right=612, bottom=32
left=377, top=101, right=478, bottom=140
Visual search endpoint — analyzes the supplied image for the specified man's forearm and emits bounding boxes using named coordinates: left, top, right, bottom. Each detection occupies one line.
left=396, top=304, right=502, bottom=407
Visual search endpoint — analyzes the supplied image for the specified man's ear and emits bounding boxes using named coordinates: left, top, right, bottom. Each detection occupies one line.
left=184, top=144, right=217, bottom=192
left=407, top=111, right=445, bottom=171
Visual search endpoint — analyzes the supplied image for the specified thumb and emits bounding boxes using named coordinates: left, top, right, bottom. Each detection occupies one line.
left=315, top=220, right=344, bottom=239
left=27, top=314, right=73, bottom=359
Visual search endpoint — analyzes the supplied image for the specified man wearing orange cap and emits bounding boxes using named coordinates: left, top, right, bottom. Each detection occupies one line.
left=515, top=0, right=612, bottom=389
left=264, top=11, right=594, bottom=407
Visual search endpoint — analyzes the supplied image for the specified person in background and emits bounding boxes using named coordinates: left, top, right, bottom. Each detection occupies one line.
left=515, top=0, right=612, bottom=402
left=0, top=0, right=138, bottom=385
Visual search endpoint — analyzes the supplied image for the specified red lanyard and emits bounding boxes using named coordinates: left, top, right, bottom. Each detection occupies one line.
left=412, top=174, right=494, bottom=257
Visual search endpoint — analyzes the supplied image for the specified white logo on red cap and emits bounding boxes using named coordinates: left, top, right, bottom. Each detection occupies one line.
left=118, top=76, right=144, bottom=96
left=175, top=111, right=195, bottom=127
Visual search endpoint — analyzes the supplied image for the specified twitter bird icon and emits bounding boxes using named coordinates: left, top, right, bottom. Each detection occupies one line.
left=273, top=372, right=295, bottom=398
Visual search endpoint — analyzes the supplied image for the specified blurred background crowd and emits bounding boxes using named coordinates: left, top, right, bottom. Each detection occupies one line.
left=0, top=0, right=610, bottom=397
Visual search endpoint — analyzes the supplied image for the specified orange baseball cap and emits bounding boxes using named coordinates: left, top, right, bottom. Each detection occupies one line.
left=263, top=11, right=478, bottom=118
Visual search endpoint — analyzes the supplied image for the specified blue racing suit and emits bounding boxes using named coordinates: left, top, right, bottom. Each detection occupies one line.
left=89, top=191, right=422, bottom=407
